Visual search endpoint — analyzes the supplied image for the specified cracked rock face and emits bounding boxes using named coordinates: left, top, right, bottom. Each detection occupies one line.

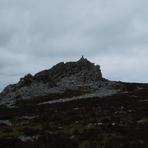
left=0, top=57, right=106, bottom=103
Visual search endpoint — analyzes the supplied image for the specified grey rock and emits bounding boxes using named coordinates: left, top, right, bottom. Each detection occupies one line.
left=0, top=57, right=115, bottom=106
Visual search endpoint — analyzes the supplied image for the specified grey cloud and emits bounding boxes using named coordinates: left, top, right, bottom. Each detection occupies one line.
left=1, top=0, right=148, bottom=90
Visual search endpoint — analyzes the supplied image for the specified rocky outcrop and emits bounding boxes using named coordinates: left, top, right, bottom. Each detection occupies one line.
left=33, top=56, right=103, bottom=83
left=0, top=57, right=109, bottom=105
left=1, top=59, right=148, bottom=148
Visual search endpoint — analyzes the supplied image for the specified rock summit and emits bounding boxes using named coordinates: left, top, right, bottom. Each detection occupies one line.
left=0, top=57, right=109, bottom=105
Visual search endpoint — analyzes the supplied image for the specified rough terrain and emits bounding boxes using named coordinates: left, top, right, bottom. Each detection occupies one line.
left=0, top=57, right=148, bottom=148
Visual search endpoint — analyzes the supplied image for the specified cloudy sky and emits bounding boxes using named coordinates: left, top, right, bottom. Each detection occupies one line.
left=0, top=0, right=148, bottom=91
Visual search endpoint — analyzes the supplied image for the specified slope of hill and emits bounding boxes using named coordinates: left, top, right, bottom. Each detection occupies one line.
left=0, top=57, right=148, bottom=148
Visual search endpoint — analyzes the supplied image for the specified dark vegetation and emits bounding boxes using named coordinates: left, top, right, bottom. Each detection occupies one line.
left=15, top=89, right=89, bottom=107
left=0, top=83, right=148, bottom=147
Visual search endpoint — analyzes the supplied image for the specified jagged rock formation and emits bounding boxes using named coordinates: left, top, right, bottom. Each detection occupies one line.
left=1, top=57, right=148, bottom=148
left=0, top=57, right=111, bottom=105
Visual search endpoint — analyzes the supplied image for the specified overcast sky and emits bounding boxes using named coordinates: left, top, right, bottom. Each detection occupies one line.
left=0, top=0, right=148, bottom=91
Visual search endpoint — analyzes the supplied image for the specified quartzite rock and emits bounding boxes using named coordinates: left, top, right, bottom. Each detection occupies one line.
left=0, top=57, right=108, bottom=105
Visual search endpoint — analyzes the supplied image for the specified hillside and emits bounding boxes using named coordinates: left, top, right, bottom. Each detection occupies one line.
left=0, top=56, right=118, bottom=107
left=0, top=57, right=148, bottom=148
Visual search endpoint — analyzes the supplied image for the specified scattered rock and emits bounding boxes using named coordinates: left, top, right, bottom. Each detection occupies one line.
left=0, top=120, right=12, bottom=126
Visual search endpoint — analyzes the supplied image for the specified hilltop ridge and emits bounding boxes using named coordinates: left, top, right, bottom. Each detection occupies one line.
left=0, top=57, right=114, bottom=106
left=1, top=58, right=148, bottom=147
